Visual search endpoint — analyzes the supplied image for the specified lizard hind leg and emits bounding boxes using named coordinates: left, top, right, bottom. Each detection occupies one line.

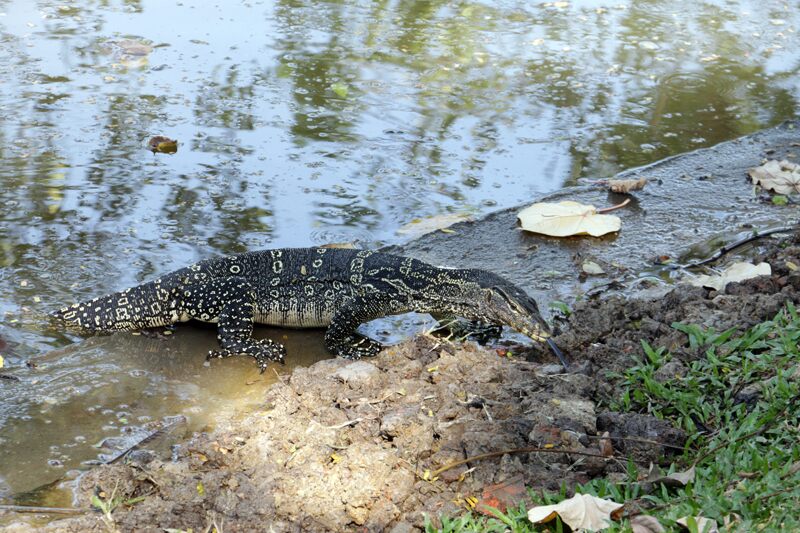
left=181, top=277, right=287, bottom=372
left=324, top=295, right=402, bottom=359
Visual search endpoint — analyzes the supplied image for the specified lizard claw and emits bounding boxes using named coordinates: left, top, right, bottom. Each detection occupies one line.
left=208, top=338, right=287, bottom=371
left=333, top=335, right=383, bottom=359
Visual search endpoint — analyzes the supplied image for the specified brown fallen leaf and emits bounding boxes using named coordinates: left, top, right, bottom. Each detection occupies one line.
left=640, top=464, right=695, bottom=491
left=608, top=177, right=647, bottom=193
left=527, top=493, right=623, bottom=531
left=631, top=515, right=666, bottom=533
left=749, top=159, right=800, bottom=194
left=476, top=475, right=527, bottom=516
left=148, top=136, right=178, bottom=154
left=598, top=431, right=614, bottom=457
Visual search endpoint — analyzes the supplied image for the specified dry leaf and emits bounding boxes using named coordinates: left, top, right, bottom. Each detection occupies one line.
left=749, top=160, right=800, bottom=194
left=598, top=431, right=614, bottom=457
left=608, top=178, right=647, bottom=193
left=477, top=475, right=526, bottom=516
left=677, top=516, right=719, bottom=533
left=396, top=213, right=471, bottom=238
left=641, top=464, right=695, bottom=490
left=117, top=39, right=153, bottom=57
left=631, top=515, right=666, bottom=533
left=527, top=493, right=623, bottom=531
left=518, top=201, right=621, bottom=237
left=688, top=262, right=771, bottom=291
left=582, top=261, right=606, bottom=275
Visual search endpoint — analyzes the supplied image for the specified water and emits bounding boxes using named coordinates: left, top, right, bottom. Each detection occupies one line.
left=0, top=0, right=797, bottom=506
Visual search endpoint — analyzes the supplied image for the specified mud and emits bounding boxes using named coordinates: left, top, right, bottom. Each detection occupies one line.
left=3, top=230, right=794, bottom=532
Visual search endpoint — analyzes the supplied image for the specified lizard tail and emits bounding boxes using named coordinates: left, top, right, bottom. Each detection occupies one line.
left=50, top=283, right=176, bottom=333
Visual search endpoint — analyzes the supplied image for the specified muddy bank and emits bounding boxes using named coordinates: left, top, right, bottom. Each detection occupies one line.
left=386, top=121, right=800, bottom=307
left=7, top=230, right=796, bottom=532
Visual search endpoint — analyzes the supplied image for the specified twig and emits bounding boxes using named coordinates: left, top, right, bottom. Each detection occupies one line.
left=431, top=446, right=616, bottom=478
left=311, top=418, right=364, bottom=430
left=584, top=434, right=687, bottom=451
left=0, top=505, right=88, bottom=515
left=595, top=198, right=631, bottom=214
left=106, top=416, right=187, bottom=464
left=682, top=225, right=798, bottom=269
left=272, top=368, right=289, bottom=386
left=359, top=391, right=398, bottom=405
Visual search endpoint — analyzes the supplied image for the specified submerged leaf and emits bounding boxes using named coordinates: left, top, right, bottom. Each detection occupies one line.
left=688, top=262, right=771, bottom=291
left=527, top=493, right=623, bottom=531
left=148, top=136, right=178, bottom=154
left=749, top=160, right=800, bottom=194
left=396, top=214, right=471, bottom=238
left=330, top=82, right=349, bottom=98
left=518, top=201, right=621, bottom=237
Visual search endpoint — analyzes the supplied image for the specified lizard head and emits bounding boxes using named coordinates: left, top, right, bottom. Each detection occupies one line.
left=468, top=270, right=551, bottom=343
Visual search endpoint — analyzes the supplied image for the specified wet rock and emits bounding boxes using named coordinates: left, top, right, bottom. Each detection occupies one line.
left=126, top=449, right=156, bottom=466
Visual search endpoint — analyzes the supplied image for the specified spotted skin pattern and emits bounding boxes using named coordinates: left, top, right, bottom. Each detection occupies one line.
left=52, top=248, right=553, bottom=371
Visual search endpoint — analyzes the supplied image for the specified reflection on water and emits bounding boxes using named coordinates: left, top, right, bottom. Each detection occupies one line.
left=0, top=0, right=797, bottom=506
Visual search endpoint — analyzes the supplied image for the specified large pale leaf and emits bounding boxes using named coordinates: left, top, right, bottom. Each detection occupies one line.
left=518, top=201, right=621, bottom=237
left=527, top=493, right=623, bottom=531
left=688, top=262, right=771, bottom=291
left=749, top=160, right=800, bottom=194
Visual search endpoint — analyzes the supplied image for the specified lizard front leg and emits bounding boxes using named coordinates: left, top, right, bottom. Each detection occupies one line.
left=325, top=295, right=408, bottom=359
left=180, top=278, right=286, bottom=372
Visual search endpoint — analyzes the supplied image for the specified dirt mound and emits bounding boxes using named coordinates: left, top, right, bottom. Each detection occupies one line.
left=18, top=234, right=800, bottom=532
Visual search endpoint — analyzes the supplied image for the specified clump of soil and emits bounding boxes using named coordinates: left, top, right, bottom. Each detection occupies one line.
left=20, top=234, right=800, bottom=533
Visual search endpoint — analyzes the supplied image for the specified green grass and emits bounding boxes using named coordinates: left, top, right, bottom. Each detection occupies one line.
left=426, top=303, right=800, bottom=532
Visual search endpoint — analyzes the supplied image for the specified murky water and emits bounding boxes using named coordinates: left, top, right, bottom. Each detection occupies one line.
left=0, top=0, right=797, bottom=508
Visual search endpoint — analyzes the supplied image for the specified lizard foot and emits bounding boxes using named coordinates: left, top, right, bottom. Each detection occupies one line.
left=208, top=339, right=287, bottom=372
left=333, top=335, right=383, bottom=360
